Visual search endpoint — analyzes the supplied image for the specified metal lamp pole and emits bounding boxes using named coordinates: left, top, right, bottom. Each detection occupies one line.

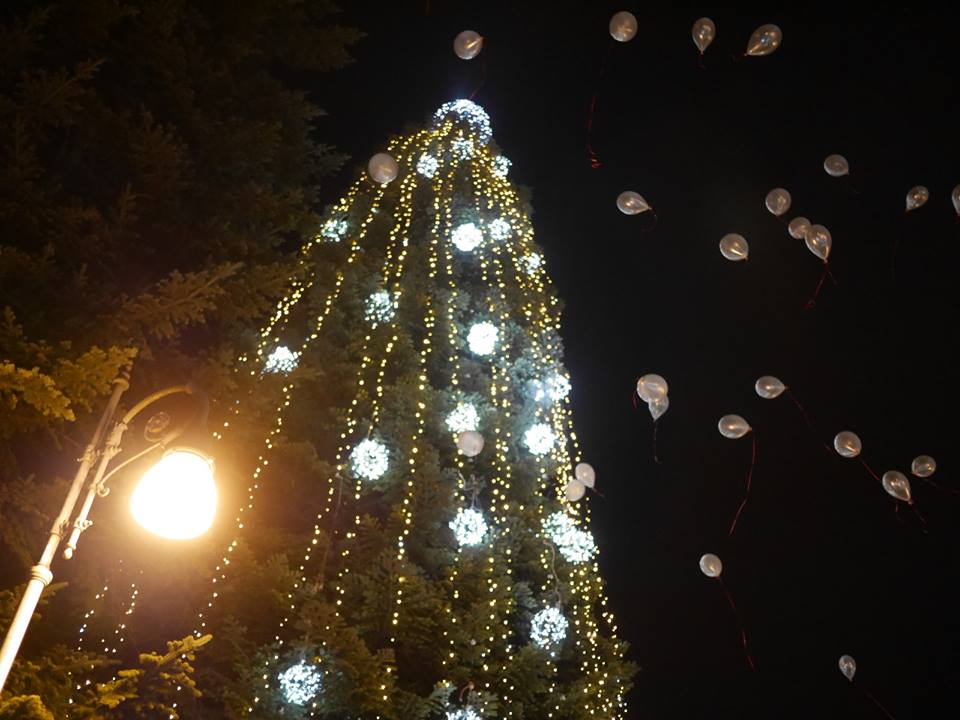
left=0, top=374, right=203, bottom=692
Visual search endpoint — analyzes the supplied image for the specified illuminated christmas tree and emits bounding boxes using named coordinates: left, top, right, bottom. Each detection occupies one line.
left=185, top=99, right=636, bottom=718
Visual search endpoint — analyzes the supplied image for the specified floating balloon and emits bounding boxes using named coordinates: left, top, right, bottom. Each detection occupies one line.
left=755, top=376, right=786, bottom=399
left=911, top=455, right=936, bottom=478
left=805, top=224, right=831, bottom=262
left=952, top=185, right=960, bottom=215
left=637, top=374, right=668, bottom=402
left=648, top=395, right=669, bottom=421
left=834, top=431, right=862, bottom=458
left=823, top=154, right=850, bottom=177
left=765, top=188, right=792, bottom=216
left=788, top=216, right=811, bottom=240
left=839, top=654, right=857, bottom=682
left=905, top=185, right=929, bottom=212
left=575, top=462, right=596, bottom=489
left=718, top=414, right=751, bottom=439
left=720, top=233, right=749, bottom=261
left=882, top=470, right=912, bottom=503
left=617, top=191, right=651, bottom=215
left=699, top=553, right=723, bottom=578
left=692, top=17, right=716, bottom=54
left=453, top=30, right=483, bottom=60
left=745, top=24, right=782, bottom=56
left=609, top=11, right=638, bottom=42
left=457, top=430, right=484, bottom=458
left=368, top=153, right=398, bottom=185
left=565, top=478, right=586, bottom=502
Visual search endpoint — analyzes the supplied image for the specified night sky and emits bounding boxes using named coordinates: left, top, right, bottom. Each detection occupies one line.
left=313, top=5, right=959, bottom=719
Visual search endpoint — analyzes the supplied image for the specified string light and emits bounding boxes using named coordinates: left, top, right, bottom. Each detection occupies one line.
left=467, top=322, right=498, bottom=356
left=449, top=507, right=489, bottom=547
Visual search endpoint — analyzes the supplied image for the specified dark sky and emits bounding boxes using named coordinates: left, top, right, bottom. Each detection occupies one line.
left=315, top=5, right=959, bottom=718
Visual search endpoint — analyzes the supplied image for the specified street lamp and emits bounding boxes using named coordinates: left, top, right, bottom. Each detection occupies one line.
left=0, top=372, right=217, bottom=692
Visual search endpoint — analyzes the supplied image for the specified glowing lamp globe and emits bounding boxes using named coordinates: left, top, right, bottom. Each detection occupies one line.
left=130, top=449, right=216, bottom=540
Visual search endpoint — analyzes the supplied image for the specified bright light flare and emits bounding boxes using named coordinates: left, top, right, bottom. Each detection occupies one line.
left=130, top=449, right=217, bottom=540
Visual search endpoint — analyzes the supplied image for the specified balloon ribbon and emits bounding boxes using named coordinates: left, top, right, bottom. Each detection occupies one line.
left=804, top=263, right=837, bottom=309
left=728, top=432, right=757, bottom=537
left=719, top=578, right=755, bottom=670
left=585, top=42, right=613, bottom=169
left=651, top=420, right=661, bottom=464
left=861, top=688, right=897, bottom=720
left=469, top=54, right=488, bottom=101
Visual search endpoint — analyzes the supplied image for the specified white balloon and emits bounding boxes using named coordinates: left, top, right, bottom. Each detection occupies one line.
left=788, top=216, right=811, bottom=240
left=839, top=654, right=857, bottom=682
left=574, top=462, right=596, bottom=489
left=699, top=553, right=723, bottom=578
left=648, top=395, right=669, bottom=421
left=692, top=17, right=716, bottom=55
left=805, top=224, right=831, bottom=262
left=565, top=478, right=586, bottom=502
left=453, top=30, right=483, bottom=60
left=952, top=185, right=960, bottom=215
left=457, top=430, right=484, bottom=458
left=905, top=185, right=929, bottom=212
left=911, top=455, right=936, bottom=478
left=609, top=11, right=638, bottom=42
left=718, top=414, right=751, bottom=439
left=755, top=375, right=786, bottom=399
left=824, top=154, right=850, bottom=177
left=719, top=233, right=749, bottom=261
left=636, top=374, right=668, bottom=402
left=765, top=188, right=792, bottom=216
left=368, top=152, right=398, bottom=185
left=834, top=431, right=862, bottom=458
left=882, top=471, right=912, bottom=503
left=616, top=190, right=650, bottom=215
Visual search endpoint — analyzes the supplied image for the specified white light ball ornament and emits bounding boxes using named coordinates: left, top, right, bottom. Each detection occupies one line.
left=368, top=152, right=398, bottom=185
left=466, top=322, right=498, bottom=356
left=446, top=402, right=479, bottom=433
left=609, top=11, right=638, bottom=42
left=457, top=430, right=485, bottom=458
left=129, top=449, right=217, bottom=540
left=416, top=153, right=438, bottom=178
left=544, top=511, right=596, bottom=564
left=453, top=30, right=483, bottom=60
left=263, top=345, right=299, bottom=374
left=720, top=233, right=749, bottom=261
left=524, top=423, right=557, bottom=456
left=617, top=191, right=650, bottom=215
left=350, top=438, right=389, bottom=481
left=699, top=553, right=723, bottom=578
left=530, top=606, right=568, bottom=650
left=279, top=660, right=323, bottom=705
left=449, top=507, right=488, bottom=547
left=452, top=222, right=483, bottom=252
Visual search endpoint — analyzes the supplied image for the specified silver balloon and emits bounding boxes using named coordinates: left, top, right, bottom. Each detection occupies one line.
left=911, top=455, right=936, bottom=478
left=636, top=373, right=668, bottom=402
left=575, top=462, right=596, bottom=488
left=788, top=216, right=811, bottom=240
left=823, top=154, right=850, bottom=177
left=745, top=24, right=782, bottom=56
left=457, top=430, right=484, bottom=458
left=368, top=152, right=398, bottom=185
left=617, top=190, right=651, bottom=215
left=609, top=11, right=638, bottom=42
left=565, top=478, right=586, bottom=502
left=882, top=471, right=912, bottom=503
left=699, top=553, right=723, bottom=578
left=839, top=654, right=857, bottom=682
left=648, top=395, right=669, bottom=421
left=952, top=184, right=960, bottom=215
left=755, top=375, right=786, bottom=399
left=805, top=224, right=831, bottom=262
left=905, top=185, right=929, bottom=212
left=453, top=30, right=483, bottom=60
left=718, top=414, right=751, bottom=439
left=765, top=188, right=792, bottom=216
left=692, top=17, right=716, bottom=54
left=834, top=431, right=862, bottom=458
left=719, top=233, right=749, bottom=261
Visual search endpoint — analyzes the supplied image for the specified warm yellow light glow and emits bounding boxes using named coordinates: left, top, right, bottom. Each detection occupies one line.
left=130, top=449, right=217, bottom=539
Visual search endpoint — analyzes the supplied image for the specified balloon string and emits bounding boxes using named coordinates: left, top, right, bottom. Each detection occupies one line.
left=728, top=432, right=757, bottom=537
left=639, top=210, right=658, bottom=233
left=652, top=420, right=661, bottom=464
left=585, top=42, right=613, bottom=169
left=719, top=578, right=754, bottom=670
left=469, top=54, right=488, bottom=101
left=696, top=53, right=707, bottom=71
left=859, top=457, right=882, bottom=483
left=805, top=263, right=834, bottom=309
left=921, top=477, right=960, bottom=495
left=843, top=177, right=863, bottom=196
left=862, top=688, right=897, bottom=720
left=785, top=388, right=813, bottom=429
left=910, top=503, right=928, bottom=531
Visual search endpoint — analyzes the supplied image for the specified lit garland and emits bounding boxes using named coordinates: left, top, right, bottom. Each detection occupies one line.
left=263, top=345, right=299, bottom=374
left=364, top=290, right=396, bottom=326
left=487, top=217, right=512, bottom=241
left=524, top=422, right=557, bottom=455
left=432, top=99, right=493, bottom=144
left=279, top=661, right=323, bottom=705
left=417, top=153, right=439, bottom=178
left=544, top=511, right=597, bottom=564
left=449, top=507, right=489, bottom=547
left=446, top=402, right=480, bottom=433
left=320, top=218, right=348, bottom=242
left=451, top=221, right=483, bottom=252
left=467, top=321, right=499, bottom=356
left=350, top=437, right=389, bottom=481
left=530, top=606, right=569, bottom=650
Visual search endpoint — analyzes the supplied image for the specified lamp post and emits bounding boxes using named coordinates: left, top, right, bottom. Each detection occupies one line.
left=0, top=372, right=217, bottom=692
